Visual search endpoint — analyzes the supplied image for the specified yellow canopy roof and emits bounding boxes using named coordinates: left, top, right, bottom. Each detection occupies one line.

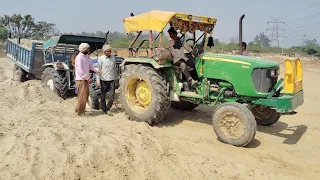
left=123, top=10, right=217, bottom=33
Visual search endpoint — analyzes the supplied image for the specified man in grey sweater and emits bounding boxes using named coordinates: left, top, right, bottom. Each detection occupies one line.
left=96, top=45, right=116, bottom=116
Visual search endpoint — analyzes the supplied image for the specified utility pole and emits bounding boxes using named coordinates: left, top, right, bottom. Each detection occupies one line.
left=266, top=17, right=286, bottom=47
left=302, top=34, right=308, bottom=46
left=221, top=38, right=224, bottom=53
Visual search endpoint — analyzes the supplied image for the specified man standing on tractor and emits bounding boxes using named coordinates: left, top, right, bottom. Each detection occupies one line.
left=74, top=43, right=100, bottom=116
left=96, top=45, right=116, bottom=116
left=166, top=27, right=198, bottom=86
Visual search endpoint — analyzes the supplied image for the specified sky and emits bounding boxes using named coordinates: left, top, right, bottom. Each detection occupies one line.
left=1, top=0, right=320, bottom=48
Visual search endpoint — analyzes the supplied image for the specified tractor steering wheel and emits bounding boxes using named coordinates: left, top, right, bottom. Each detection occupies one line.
left=191, top=45, right=204, bottom=57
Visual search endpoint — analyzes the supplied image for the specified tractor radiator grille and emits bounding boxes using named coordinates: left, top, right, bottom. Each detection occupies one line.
left=252, top=67, right=279, bottom=93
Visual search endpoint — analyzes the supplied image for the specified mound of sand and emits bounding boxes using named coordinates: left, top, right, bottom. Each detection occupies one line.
left=0, top=57, right=320, bottom=180
left=0, top=50, right=5, bottom=58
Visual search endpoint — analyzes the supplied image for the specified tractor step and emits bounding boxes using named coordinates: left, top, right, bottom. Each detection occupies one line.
left=180, top=91, right=202, bottom=98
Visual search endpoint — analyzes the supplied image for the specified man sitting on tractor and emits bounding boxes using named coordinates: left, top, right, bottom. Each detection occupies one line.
left=166, top=27, right=198, bottom=86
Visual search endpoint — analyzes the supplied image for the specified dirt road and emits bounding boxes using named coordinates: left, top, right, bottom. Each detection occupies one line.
left=0, top=57, right=319, bottom=180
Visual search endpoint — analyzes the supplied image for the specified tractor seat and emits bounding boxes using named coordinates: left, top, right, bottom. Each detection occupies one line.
left=153, top=48, right=173, bottom=64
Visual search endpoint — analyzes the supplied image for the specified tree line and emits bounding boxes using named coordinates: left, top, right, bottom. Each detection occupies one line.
left=0, top=13, right=319, bottom=57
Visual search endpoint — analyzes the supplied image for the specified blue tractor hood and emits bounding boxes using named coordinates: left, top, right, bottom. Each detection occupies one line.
left=43, top=34, right=106, bottom=51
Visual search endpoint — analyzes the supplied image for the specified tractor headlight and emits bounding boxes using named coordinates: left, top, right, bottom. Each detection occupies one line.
left=270, top=69, right=275, bottom=77
left=276, top=67, right=280, bottom=75
left=267, top=69, right=277, bottom=78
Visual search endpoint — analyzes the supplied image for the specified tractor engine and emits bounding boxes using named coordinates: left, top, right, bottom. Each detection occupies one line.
left=208, top=80, right=236, bottom=97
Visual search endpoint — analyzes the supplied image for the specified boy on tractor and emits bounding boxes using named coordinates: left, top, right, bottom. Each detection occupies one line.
left=166, top=26, right=198, bottom=86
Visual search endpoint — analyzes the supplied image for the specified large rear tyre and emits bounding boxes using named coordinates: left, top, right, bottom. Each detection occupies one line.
left=251, top=105, right=281, bottom=126
left=13, top=64, right=28, bottom=82
left=120, top=64, right=170, bottom=125
left=41, top=67, right=68, bottom=99
left=212, top=102, right=257, bottom=147
left=171, top=101, right=198, bottom=111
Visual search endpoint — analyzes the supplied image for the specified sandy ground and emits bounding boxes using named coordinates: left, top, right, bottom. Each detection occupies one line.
left=0, top=56, right=320, bottom=180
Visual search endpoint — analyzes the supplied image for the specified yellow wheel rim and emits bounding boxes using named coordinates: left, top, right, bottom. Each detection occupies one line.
left=135, top=81, right=151, bottom=107
left=126, top=78, right=151, bottom=111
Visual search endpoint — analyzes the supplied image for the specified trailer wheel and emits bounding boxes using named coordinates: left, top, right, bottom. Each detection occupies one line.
left=41, top=67, right=68, bottom=99
left=212, top=102, right=257, bottom=147
left=251, top=105, right=281, bottom=126
left=13, top=64, right=28, bottom=82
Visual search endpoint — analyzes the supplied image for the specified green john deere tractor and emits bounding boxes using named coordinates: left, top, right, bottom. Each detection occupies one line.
left=119, top=10, right=304, bottom=147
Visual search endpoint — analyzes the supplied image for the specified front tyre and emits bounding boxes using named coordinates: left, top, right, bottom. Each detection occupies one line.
left=41, top=67, right=68, bottom=99
left=88, top=85, right=100, bottom=110
left=251, top=105, right=281, bottom=126
left=212, top=102, right=257, bottom=147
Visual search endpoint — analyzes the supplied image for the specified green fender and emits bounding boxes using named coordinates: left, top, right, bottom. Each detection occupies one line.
left=120, top=57, right=173, bottom=69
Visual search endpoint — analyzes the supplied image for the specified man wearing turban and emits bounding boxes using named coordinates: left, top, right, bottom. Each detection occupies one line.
left=74, top=43, right=100, bottom=116
left=96, top=45, right=116, bottom=116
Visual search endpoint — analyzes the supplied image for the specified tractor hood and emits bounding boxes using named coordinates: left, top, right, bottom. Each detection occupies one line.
left=201, top=54, right=279, bottom=68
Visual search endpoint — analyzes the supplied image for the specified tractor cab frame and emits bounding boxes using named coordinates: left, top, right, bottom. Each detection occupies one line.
left=124, top=11, right=216, bottom=60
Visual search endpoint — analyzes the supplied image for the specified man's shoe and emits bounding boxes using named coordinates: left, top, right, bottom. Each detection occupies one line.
left=104, top=111, right=114, bottom=116
left=77, top=112, right=89, bottom=117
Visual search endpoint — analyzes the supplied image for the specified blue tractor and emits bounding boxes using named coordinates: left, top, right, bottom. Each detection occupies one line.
left=6, top=32, right=124, bottom=104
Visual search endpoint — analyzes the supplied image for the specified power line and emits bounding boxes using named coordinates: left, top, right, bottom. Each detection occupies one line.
left=280, top=32, right=317, bottom=38
left=278, top=1, right=320, bottom=20
left=266, top=17, right=286, bottom=47
left=290, top=23, right=320, bottom=34
left=280, top=11, right=320, bottom=27
left=284, top=21, right=320, bottom=31
left=283, top=30, right=294, bottom=36
left=280, top=20, right=320, bottom=38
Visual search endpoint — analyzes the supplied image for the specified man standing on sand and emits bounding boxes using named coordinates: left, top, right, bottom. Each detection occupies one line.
left=74, top=43, right=100, bottom=116
left=96, top=45, right=116, bottom=116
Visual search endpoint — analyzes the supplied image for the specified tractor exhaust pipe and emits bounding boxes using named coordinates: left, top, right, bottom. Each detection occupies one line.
left=105, top=31, right=110, bottom=45
left=239, top=14, right=245, bottom=54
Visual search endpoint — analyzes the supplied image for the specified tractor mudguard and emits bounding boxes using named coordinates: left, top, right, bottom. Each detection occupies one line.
left=42, top=62, right=69, bottom=71
left=120, top=58, right=173, bottom=69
